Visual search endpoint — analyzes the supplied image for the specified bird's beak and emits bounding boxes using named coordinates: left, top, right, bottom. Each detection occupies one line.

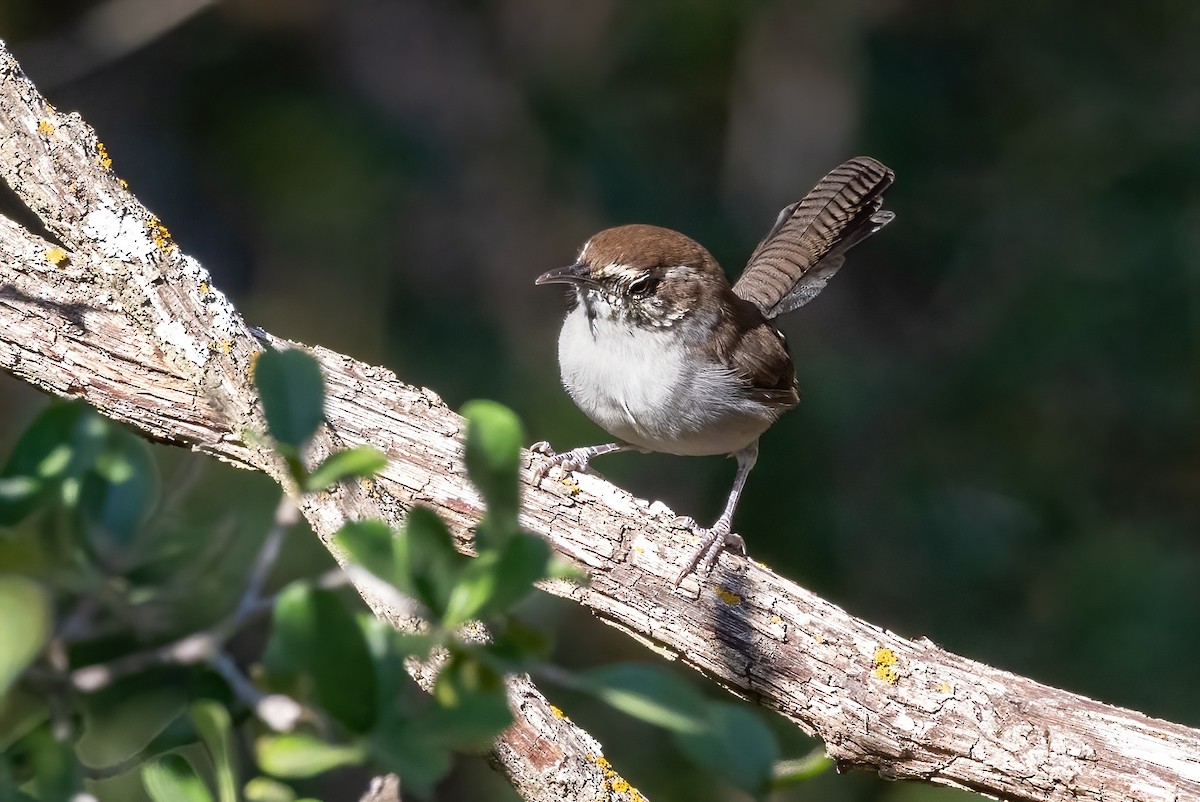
left=536, top=262, right=594, bottom=286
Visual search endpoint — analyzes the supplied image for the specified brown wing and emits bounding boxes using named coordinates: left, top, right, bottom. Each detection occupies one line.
left=734, top=157, right=895, bottom=320
left=704, top=293, right=799, bottom=411
left=729, top=322, right=799, bottom=410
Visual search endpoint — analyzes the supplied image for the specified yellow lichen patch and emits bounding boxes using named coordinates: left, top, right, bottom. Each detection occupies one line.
left=936, top=681, right=953, bottom=694
left=96, top=141, right=113, bottom=169
left=872, top=647, right=900, bottom=684
left=590, top=754, right=646, bottom=801
left=119, top=178, right=129, bottom=189
left=715, top=587, right=742, bottom=606
left=37, top=119, right=54, bottom=136
left=210, top=340, right=233, bottom=355
left=549, top=704, right=568, bottom=720
left=560, top=475, right=580, bottom=495
left=45, top=246, right=69, bottom=266
left=198, top=282, right=210, bottom=296
left=147, top=215, right=174, bottom=250
left=247, top=351, right=261, bottom=382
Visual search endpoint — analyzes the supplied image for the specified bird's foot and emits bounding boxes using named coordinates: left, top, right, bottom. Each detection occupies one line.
left=674, top=523, right=746, bottom=586
left=530, top=441, right=597, bottom=483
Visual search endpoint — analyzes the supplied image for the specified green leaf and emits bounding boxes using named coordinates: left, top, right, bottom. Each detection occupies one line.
left=76, top=681, right=186, bottom=769
left=0, top=689, right=49, bottom=753
left=244, top=776, right=296, bottom=802
left=0, top=575, right=52, bottom=697
left=0, top=758, right=36, bottom=802
left=547, top=554, right=589, bottom=585
left=18, top=725, right=78, bottom=802
left=0, top=402, right=159, bottom=550
left=255, top=348, right=326, bottom=450
left=0, top=402, right=96, bottom=525
left=333, top=520, right=398, bottom=585
left=461, top=400, right=523, bottom=545
left=442, top=550, right=500, bottom=628
left=128, top=714, right=205, bottom=775
left=489, top=533, right=552, bottom=607
left=396, top=506, right=466, bottom=618
left=0, top=477, right=40, bottom=509
left=423, top=686, right=513, bottom=750
left=265, top=584, right=378, bottom=732
left=338, top=510, right=467, bottom=620
left=305, top=446, right=388, bottom=493
left=578, top=664, right=708, bottom=734
left=443, top=534, right=551, bottom=627
left=369, top=719, right=452, bottom=793
left=770, top=746, right=833, bottom=789
left=485, top=616, right=552, bottom=667
left=255, top=733, right=365, bottom=778
left=190, top=701, right=238, bottom=802
left=142, top=754, right=215, bottom=802
left=2, top=403, right=93, bottom=477
left=432, top=653, right=504, bottom=708
left=674, top=703, right=779, bottom=798
left=77, top=429, right=158, bottom=550
left=358, top=617, right=429, bottom=706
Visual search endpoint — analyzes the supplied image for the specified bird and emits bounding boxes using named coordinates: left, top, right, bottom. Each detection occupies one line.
left=533, top=157, right=895, bottom=584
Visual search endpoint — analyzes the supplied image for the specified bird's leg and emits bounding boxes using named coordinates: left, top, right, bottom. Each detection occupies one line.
left=530, top=441, right=630, bottom=482
left=674, top=442, right=759, bottom=585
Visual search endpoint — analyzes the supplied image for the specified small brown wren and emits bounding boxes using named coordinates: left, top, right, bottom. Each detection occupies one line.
left=534, top=157, right=895, bottom=584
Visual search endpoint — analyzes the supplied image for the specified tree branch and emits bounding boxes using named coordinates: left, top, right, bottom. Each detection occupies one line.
left=2, top=39, right=1198, bottom=802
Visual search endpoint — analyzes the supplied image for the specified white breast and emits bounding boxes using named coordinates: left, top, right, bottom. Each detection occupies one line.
left=556, top=305, right=777, bottom=456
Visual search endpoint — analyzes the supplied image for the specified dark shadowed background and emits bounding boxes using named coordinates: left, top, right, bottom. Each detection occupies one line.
left=3, top=1, right=1200, bottom=800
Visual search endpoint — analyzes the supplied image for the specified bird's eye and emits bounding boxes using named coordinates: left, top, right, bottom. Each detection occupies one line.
left=628, top=275, right=657, bottom=297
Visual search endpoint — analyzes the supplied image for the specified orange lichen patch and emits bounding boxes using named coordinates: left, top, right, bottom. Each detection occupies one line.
left=96, top=141, right=113, bottom=169
left=872, top=647, right=900, bottom=684
left=147, top=215, right=174, bottom=250
left=37, top=119, right=54, bottom=136
left=715, top=587, right=742, bottom=606
left=247, top=350, right=261, bottom=382
left=45, top=246, right=69, bottom=266
left=590, top=755, right=646, bottom=801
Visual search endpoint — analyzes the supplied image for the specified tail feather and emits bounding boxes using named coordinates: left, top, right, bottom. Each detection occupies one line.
left=734, top=157, right=894, bottom=320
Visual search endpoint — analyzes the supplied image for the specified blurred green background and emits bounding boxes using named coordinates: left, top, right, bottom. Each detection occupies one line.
left=3, top=1, right=1200, bottom=800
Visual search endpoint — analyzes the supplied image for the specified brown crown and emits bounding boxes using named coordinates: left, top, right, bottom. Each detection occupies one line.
left=580, top=224, right=721, bottom=278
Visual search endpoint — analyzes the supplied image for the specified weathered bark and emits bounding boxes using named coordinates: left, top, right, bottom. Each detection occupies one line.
left=1, top=38, right=1199, bottom=802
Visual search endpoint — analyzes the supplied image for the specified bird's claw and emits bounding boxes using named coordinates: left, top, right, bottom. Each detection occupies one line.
left=674, top=526, right=745, bottom=586
left=530, top=442, right=589, bottom=483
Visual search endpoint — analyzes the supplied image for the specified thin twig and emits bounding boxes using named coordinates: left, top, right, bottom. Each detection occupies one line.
left=210, top=652, right=303, bottom=733
left=71, top=631, right=216, bottom=692
left=230, top=493, right=299, bottom=627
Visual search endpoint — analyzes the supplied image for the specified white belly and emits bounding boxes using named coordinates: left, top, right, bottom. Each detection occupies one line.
left=556, top=306, right=776, bottom=456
